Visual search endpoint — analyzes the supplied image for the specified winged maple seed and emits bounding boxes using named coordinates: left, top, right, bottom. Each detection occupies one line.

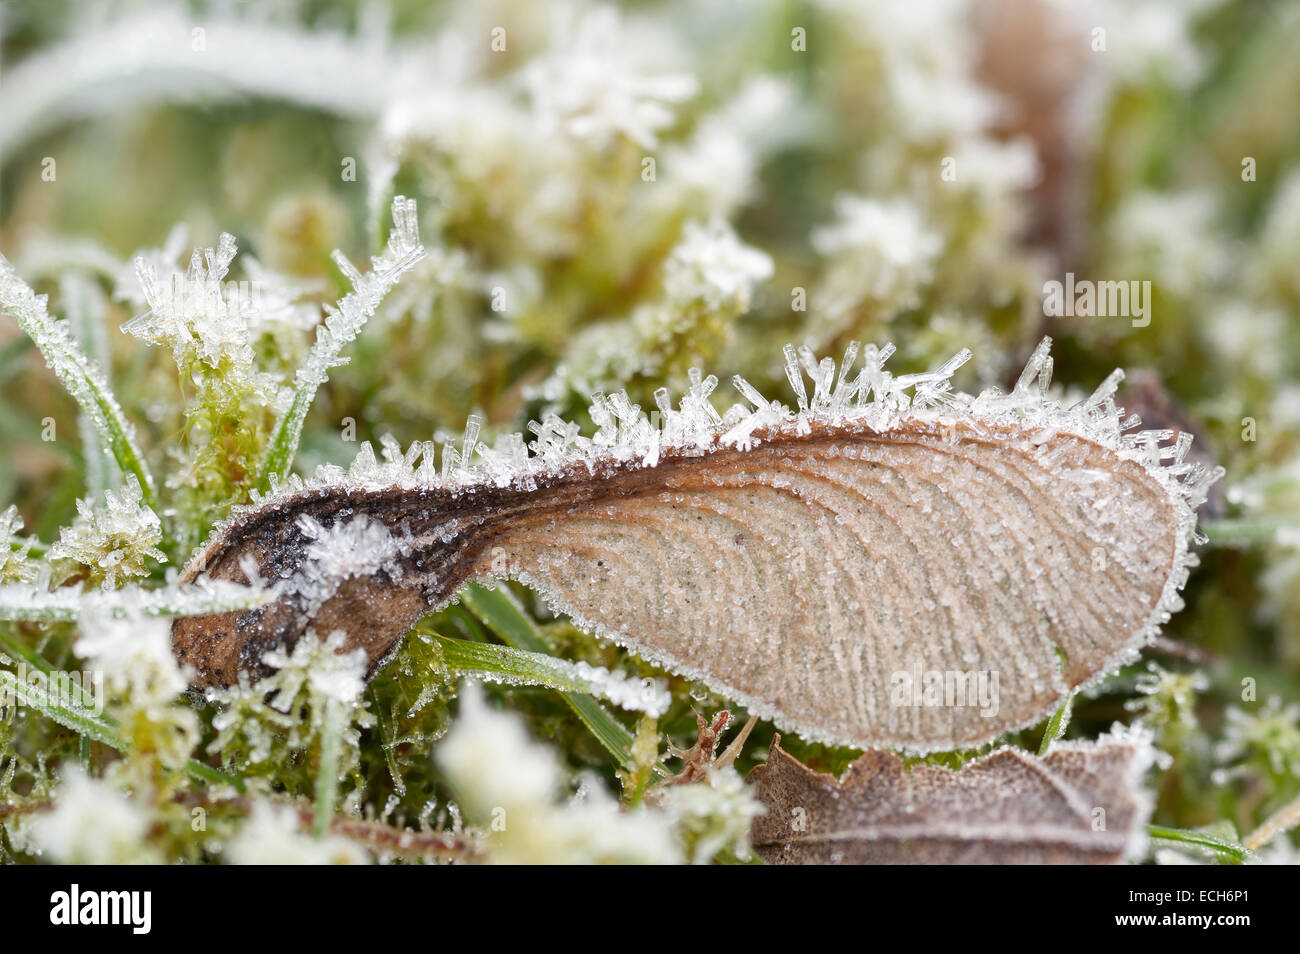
left=747, top=730, right=1154, bottom=864
left=172, top=337, right=1220, bottom=752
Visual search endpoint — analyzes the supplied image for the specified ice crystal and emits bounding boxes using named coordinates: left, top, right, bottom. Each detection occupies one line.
left=662, top=219, right=775, bottom=312
left=48, top=476, right=166, bottom=589
left=0, top=252, right=156, bottom=506
left=0, top=574, right=275, bottom=625
left=533, top=220, right=771, bottom=405
left=258, top=195, right=424, bottom=488
left=72, top=609, right=201, bottom=768
left=76, top=609, right=184, bottom=695
left=259, top=335, right=1219, bottom=531
left=206, top=631, right=373, bottom=776
left=524, top=7, right=697, bottom=151
left=567, top=662, right=670, bottom=719
left=122, top=230, right=315, bottom=416
left=260, top=630, right=371, bottom=711
left=292, top=514, right=407, bottom=621
left=436, top=683, right=680, bottom=864
left=127, top=231, right=249, bottom=370
left=652, top=768, right=765, bottom=865
left=811, top=196, right=943, bottom=323
left=0, top=506, right=39, bottom=584
left=226, top=801, right=369, bottom=865
left=23, top=769, right=162, bottom=864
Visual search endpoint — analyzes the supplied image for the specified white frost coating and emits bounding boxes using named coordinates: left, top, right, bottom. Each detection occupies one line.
left=24, top=769, right=160, bottom=864
left=48, top=475, right=166, bottom=589
left=296, top=195, right=424, bottom=407
left=227, top=800, right=369, bottom=865
left=127, top=232, right=244, bottom=368
left=0, top=506, right=40, bottom=585
left=811, top=196, right=944, bottom=316
left=662, top=219, right=775, bottom=312
left=287, top=513, right=408, bottom=619
left=460, top=652, right=669, bottom=717
left=257, top=195, right=425, bottom=487
left=260, top=630, right=369, bottom=709
left=0, top=575, right=276, bottom=624
left=0, top=6, right=434, bottom=163
left=1052, top=722, right=1158, bottom=863
left=524, top=6, right=698, bottom=150
left=232, top=333, right=1218, bottom=520
left=569, top=662, right=670, bottom=718
left=436, top=682, right=680, bottom=864
left=75, top=610, right=187, bottom=704
left=0, top=252, right=155, bottom=502
left=207, top=337, right=1220, bottom=752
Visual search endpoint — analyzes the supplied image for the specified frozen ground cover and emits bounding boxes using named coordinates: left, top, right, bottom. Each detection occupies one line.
left=1, top=0, right=1299, bottom=865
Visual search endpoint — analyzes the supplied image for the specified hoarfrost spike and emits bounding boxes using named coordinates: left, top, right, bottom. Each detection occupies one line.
left=172, top=338, right=1219, bottom=753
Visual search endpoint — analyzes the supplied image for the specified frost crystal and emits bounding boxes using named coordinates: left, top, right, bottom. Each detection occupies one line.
left=653, top=768, right=765, bottom=864
left=256, top=333, right=1218, bottom=526
left=812, top=195, right=943, bottom=311
left=260, top=629, right=371, bottom=711
left=297, top=196, right=424, bottom=401
left=663, top=219, right=774, bottom=312
left=437, top=683, right=680, bottom=864
left=204, top=630, right=374, bottom=777
left=532, top=220, right=771, bottom=404
left=25, top=769, right=161, bottom=864
left=227, top=801, right=369, bottom=865
left=292, top=514, right=406, bottom=620
left=0, top=253, right=156, bottom=506
left=0, top=575, right=275, bottom=625
left=0, top=506, right=39, bottom=584
left=48, top=476, right=166, bottom=589
left=525, top=7, right=697, bottom=150
left=258, top=195, right=425, bottom=487
left=75, top=610, right=188, bottom=707
left=127, top=231, right=248, bottom=370
left=121, top=229, right=320, bottom=412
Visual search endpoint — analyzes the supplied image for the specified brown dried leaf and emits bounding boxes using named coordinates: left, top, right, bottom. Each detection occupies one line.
left=748, top=730, right=1153, bottom=864
left=173, top=340, right=1213, bottom=753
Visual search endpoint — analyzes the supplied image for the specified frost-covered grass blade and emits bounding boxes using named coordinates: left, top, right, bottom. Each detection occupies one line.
left=0, top=254, right=157, bottom=511
left=434, top=632, right=670, bottom=717
left=254, top=196, right=425, bottom=493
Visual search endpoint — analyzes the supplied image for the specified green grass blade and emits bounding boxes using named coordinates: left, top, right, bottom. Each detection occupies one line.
left=0, top=667, right=121, bottom=747
left=0, top=626, right=55, bottom=674
left=436, top=634, right=667, bottom=716
left=1201, top=517, right=1300, bottom=546
left=1037, top=692, right=1074, bottom=756
left=459, top=582, right=651, bottom=769
left=62, top=272, right=122, bottom=498
left=314, top=700, right=343, bottom=837
left=0, top=254, right=158, bottom=510
left=1, top=639, right=242, bottom=790
left=1146, top=825, right=1252, bottom=863
left=0, top=578, right=275, bottom=624
left=255, top=196, right=423, bottom=492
